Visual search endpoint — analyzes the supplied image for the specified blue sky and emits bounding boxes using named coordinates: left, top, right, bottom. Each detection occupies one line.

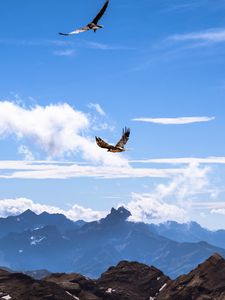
left=0, top=0, right=225, bottom=229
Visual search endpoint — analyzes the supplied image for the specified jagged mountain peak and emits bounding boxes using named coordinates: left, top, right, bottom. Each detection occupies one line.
left=39, top=211, right=51, bottom=216
left=80, top=206, right=131, bottom=232
left=102, top=206, right=131, bottom=224
left=19, top=209, right=37, bottom=218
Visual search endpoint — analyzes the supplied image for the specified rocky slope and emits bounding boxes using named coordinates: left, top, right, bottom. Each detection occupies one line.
left=0, top=254, right=224, bottom=299
left=96, top=260, right=170, bottom=299
left=156, top=253, right=225, bottom=300
left=0, top=269, right=76, bottom=299
left=45, top=260, right=170, bottom=300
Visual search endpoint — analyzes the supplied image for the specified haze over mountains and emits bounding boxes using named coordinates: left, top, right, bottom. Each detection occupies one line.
left=149, top=220, right=225, bottom=249
left=0, top=207, right=224, bottom=280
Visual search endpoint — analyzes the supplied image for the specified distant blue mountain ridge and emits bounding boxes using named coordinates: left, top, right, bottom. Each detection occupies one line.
left=0, top=207, right=224, bottom=279
left=149, top=220, right=225, bottom=249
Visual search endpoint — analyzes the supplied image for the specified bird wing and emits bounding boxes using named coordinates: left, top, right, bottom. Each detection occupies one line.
left=95, top=136, right=112, bottom=149
left=92, top=0, right=109, bottom=24
left=115, top=127, right=130, bottom=148
left=59, top=26, right=90, bottom=36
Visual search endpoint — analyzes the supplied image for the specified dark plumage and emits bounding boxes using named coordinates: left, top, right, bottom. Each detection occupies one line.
left=59, top=1, right=109, bottom=36
left=96, top=127, right=130, bottom=153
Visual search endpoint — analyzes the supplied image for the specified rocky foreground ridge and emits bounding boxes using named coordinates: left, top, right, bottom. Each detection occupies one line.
left=0, top=253, right=224, bottom=300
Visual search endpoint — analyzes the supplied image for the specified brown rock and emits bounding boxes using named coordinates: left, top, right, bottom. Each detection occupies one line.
left=45, top=272, right=100, bottom=299
left=156, top=253, right=225, bottom=300
left=96, top=261, right=170, bottom=300
left=0, top=270, right=75, bottom=299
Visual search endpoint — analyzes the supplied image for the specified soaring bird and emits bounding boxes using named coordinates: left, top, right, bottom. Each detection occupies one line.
left=96, top=127, right=130, bottom=153
left=59, top=1, right=109, bottom=36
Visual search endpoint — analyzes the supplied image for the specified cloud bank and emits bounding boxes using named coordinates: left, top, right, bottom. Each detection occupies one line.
left=0, top=163, right=217, bottom=225
left=126, top=162, right=210, bottom=224
left=127, top=193, right=188, bottom=223
left=0, top=101, right=127, bottom=166
left=131, top=157, right=225, bottom=165
left=0, top=198, right=106, bottom=222
left=211, top=208, right=225, bottom=216
left=0, top=160, right=185, bottom=179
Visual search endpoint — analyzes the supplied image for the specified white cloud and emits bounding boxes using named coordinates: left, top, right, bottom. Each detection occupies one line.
left=211, top=208, right=225, bottom=216
left=165, top=2, right=201, bottom=12
left=131, top=157, right=225, bottom=165
left=0, top=101, right=127, bottom=166
left=154, top=162, right=209, bottom=201
left=88, top=103, right=106, bottom=116
left=169, top=28, right=225, bottom=43
left=67, top=204, right=106, bottom=221
left=191, top=201, right=225, bottom=209
left=0, top=101, right=88, bottom=155
left=0, top=158, right=217, bottom=180
left=0, top=195, right=187, bottom=224
left=83, top=41, right=116, bottom=50
left=18, top=145, right=34, bottom=161
left=0, top=39, right=69, bottom=47
left=132, top=116, right=215, bottom=125
left=0, top=160, right=186, bottom=179
left=0, top=39, right=119, bottom=51
left=0, top=156, right=222, bottom=181
left=0, top=162, right=218, bottom=225
left=0, top=198, right=105, bottom=221
left=127, top=193, right=188, bottom=224
left=124, top=163, right=210, bottom=224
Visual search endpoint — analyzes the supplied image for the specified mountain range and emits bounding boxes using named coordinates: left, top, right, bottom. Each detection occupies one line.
left=150, top=220, right=225, bottom=249
left=0, top=209, right=83, bottom=239
left=0, top=253, right=224, bottom=299
left=0, top=207, right=224, bottom=279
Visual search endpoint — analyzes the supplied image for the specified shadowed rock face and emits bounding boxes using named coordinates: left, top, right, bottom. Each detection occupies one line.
left=45, top=272, right=98, bottom=299
left=101, top=207, right=131, bottom=226
left=0, top=269, right=75, bottom=300
left=156, top=253, right=225, bottom=300
left=96, top=260, right=170, bottom=300
left=45, top=261, right=170, bottom=300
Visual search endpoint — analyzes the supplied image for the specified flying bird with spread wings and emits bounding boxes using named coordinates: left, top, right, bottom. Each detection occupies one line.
left=96, top=127, right=130, bottom=153
left=59, top=1, right=109, bottom=36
